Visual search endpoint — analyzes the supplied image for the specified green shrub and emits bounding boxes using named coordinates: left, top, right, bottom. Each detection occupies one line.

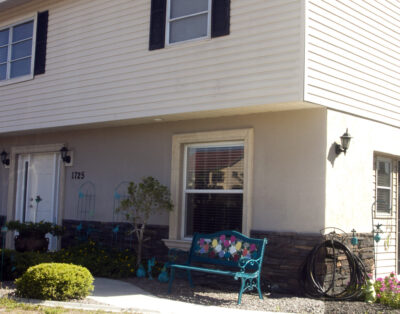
left=53, top=241, right=137, bottom=278
left=0, top=241, right=136, bottom=280
left=15, top=263, right=94, bottom=300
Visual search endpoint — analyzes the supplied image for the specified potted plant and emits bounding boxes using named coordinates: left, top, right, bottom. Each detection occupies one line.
left=6, top=220, right=64, bottom=252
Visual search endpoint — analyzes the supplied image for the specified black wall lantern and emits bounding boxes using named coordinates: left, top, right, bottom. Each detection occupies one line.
left=60, top=146, right=71, bottom=164
left=0, top=150, right=9, bottom=167
left=335, top=128, right=352, bottom=155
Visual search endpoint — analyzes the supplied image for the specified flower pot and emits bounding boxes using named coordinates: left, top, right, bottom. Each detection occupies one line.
left=14, top=234, right=49, bottom=252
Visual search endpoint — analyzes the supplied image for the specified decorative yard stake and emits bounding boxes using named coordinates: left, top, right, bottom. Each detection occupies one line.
left=158, top=266, right=169, bottom=283
left=351, top=229, right=358, bottom=246
left=147, top=257, right=155, bottom=279
left=137, top=264, right=146, bottom=278
left=374, top=224, right=383, bottom=243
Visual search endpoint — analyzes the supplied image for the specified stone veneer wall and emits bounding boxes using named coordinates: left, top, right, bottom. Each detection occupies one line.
left=62, top=219, right=169, bottom=260
left=61, top=221, right=374, bottom=295
left=251, top=230, right=375, bottom=294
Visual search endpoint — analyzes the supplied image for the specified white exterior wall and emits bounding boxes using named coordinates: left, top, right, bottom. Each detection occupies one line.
left=326, top=109, right=400, bottom=277
left=0, top=109, right=326, bottom=233
left=305, top=0, right=400, bottom=127
left=0, top=0, right=305, bottom=134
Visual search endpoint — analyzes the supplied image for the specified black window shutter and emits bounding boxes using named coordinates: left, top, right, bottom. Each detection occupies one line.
left=149, top=0, right=166, bottom=50
left=211, top=0, right=230, bottom=38
left=34, top=10, right=49, bottom=76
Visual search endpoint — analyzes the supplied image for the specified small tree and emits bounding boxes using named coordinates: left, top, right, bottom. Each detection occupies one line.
left=118, top=176, right=173, bottom=267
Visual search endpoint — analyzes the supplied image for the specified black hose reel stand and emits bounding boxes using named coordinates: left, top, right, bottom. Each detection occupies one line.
left=302, top=227, right=368, bottom=301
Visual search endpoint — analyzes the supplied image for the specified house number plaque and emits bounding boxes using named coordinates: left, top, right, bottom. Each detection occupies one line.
left=71, top=171, right=85, bottom=180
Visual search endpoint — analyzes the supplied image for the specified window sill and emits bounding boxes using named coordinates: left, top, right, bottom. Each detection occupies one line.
left=0, top=74, right=34, bottom=87
left=162, top=239, right=191, bottom=251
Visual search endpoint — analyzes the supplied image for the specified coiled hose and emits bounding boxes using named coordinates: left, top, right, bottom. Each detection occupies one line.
left=302, top=239, right=368, bottom=300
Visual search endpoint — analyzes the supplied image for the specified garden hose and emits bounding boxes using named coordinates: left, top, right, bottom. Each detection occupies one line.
left=302, top=239, right=368, bottom=300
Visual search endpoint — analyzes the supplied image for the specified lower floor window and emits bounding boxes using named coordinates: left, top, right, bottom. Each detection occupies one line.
left=183, top=142, right=245, bottom=237
left=185, top=193, right=243, bottom=236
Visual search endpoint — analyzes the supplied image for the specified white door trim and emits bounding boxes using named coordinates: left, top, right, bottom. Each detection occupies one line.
left=6, top=143, right=67, bottom=249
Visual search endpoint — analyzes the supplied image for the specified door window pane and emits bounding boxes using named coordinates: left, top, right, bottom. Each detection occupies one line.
left=10, top=57, right=31, bottom=78
left=170, top=0, right=208, bottom=19
left=170, top=14, right=208, bottom=43
left=12, top=21, right=33, bottom=42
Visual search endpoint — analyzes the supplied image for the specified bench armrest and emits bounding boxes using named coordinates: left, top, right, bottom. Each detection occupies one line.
left=166, top=248, right=190, bottom=266
left=237, top=257, right=262, bottom=272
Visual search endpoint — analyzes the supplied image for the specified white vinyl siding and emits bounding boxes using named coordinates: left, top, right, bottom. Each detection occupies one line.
left=305, top=0, right=400, bottom=126
left=0, top=0, right=303, bottom=134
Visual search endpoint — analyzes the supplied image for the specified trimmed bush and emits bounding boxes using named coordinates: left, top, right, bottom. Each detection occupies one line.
left=15, top=263, right=94, bottom=300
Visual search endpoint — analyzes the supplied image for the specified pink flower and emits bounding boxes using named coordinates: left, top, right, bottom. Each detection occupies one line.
left=224, top=240, right=230, bottom=247
left=376, top=278, right=383, bottom=282
left=250, top=244, right=256, bottom=252
left=377, top=294, right=381, bottom=298
left=220, top=235, right=226, bottom=241
left=380, top=287, right=385, bottom=292
left=199, top=238, right=204, bottom=245
left=230, top=235, right=236, bottom=243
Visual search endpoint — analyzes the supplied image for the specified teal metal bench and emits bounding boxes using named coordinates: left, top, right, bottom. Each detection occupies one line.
left=167, top=230, right=268, bottom=304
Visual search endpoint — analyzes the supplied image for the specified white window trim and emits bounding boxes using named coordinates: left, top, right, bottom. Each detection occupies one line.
left=0, top=15, right=37, bottom=87
left=375, top=156, right=393, bottom=216
left=165, top=0, right=212, bottom=46
left=182, top=141, right=244, bottom=239
left=164, top=129, right=254, bottom=250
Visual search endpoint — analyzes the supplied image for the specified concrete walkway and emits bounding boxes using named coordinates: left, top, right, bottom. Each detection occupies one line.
left=87, top=277, right=283, bottom=314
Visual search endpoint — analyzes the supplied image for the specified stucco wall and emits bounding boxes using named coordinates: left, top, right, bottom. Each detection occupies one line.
left=0, top=108, right=326, bottom=233
left=325, top=109, right=400, bottom=233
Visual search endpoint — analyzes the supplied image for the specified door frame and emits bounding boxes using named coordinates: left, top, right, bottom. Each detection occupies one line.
left=6, top=144, right=67, bottom=249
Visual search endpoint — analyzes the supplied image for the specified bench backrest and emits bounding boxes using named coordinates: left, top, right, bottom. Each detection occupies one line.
left=188, top=230, right=267, bottom=271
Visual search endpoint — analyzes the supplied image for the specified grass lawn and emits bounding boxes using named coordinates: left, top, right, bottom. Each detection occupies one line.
left=0, top=297, right=112, bottom=313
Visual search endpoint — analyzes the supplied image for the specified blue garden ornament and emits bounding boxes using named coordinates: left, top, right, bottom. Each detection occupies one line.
left=137, top=264, right=146, bottom=278
left=147, top=257, right=155, bottom=280
left=351, top=229, right=358, bottom=246
left=112, top=225, right=119, bottom=234
left=374, top=223, right=383, bottom=243
left=158, top=266, right=169, bottom=283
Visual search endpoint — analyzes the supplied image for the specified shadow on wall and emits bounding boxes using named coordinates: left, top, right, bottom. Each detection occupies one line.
left=327, top=142, right=338, bottom=167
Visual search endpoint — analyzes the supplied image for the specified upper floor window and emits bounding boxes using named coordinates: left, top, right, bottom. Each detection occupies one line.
left=149, top=0, right=230, bottom=50
left=0, top=20, right=35, bottom=81
left=166, top=0, right=211, bottom=45
left=0, top=11, right=48, bottom=86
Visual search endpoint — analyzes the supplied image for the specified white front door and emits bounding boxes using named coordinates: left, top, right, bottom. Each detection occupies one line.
left=15, top=152, right=61, bottom=250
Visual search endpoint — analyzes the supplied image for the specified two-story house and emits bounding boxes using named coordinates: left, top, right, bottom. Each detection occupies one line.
left=0, top=0, right=399, bottom=291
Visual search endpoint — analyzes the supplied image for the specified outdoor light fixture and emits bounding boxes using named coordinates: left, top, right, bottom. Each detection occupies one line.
left=335, top=128, right=352, bottom=155
left=0, top=150, right=9, bottom=166
left=60, top=146, right=71, bottom=163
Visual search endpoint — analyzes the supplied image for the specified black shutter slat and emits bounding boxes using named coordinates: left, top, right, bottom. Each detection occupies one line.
left=34, top=10, right=48, bottom=75
left=211, top=0, right=230, bottom=38
left=149, top=0, right=167, bottom=50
